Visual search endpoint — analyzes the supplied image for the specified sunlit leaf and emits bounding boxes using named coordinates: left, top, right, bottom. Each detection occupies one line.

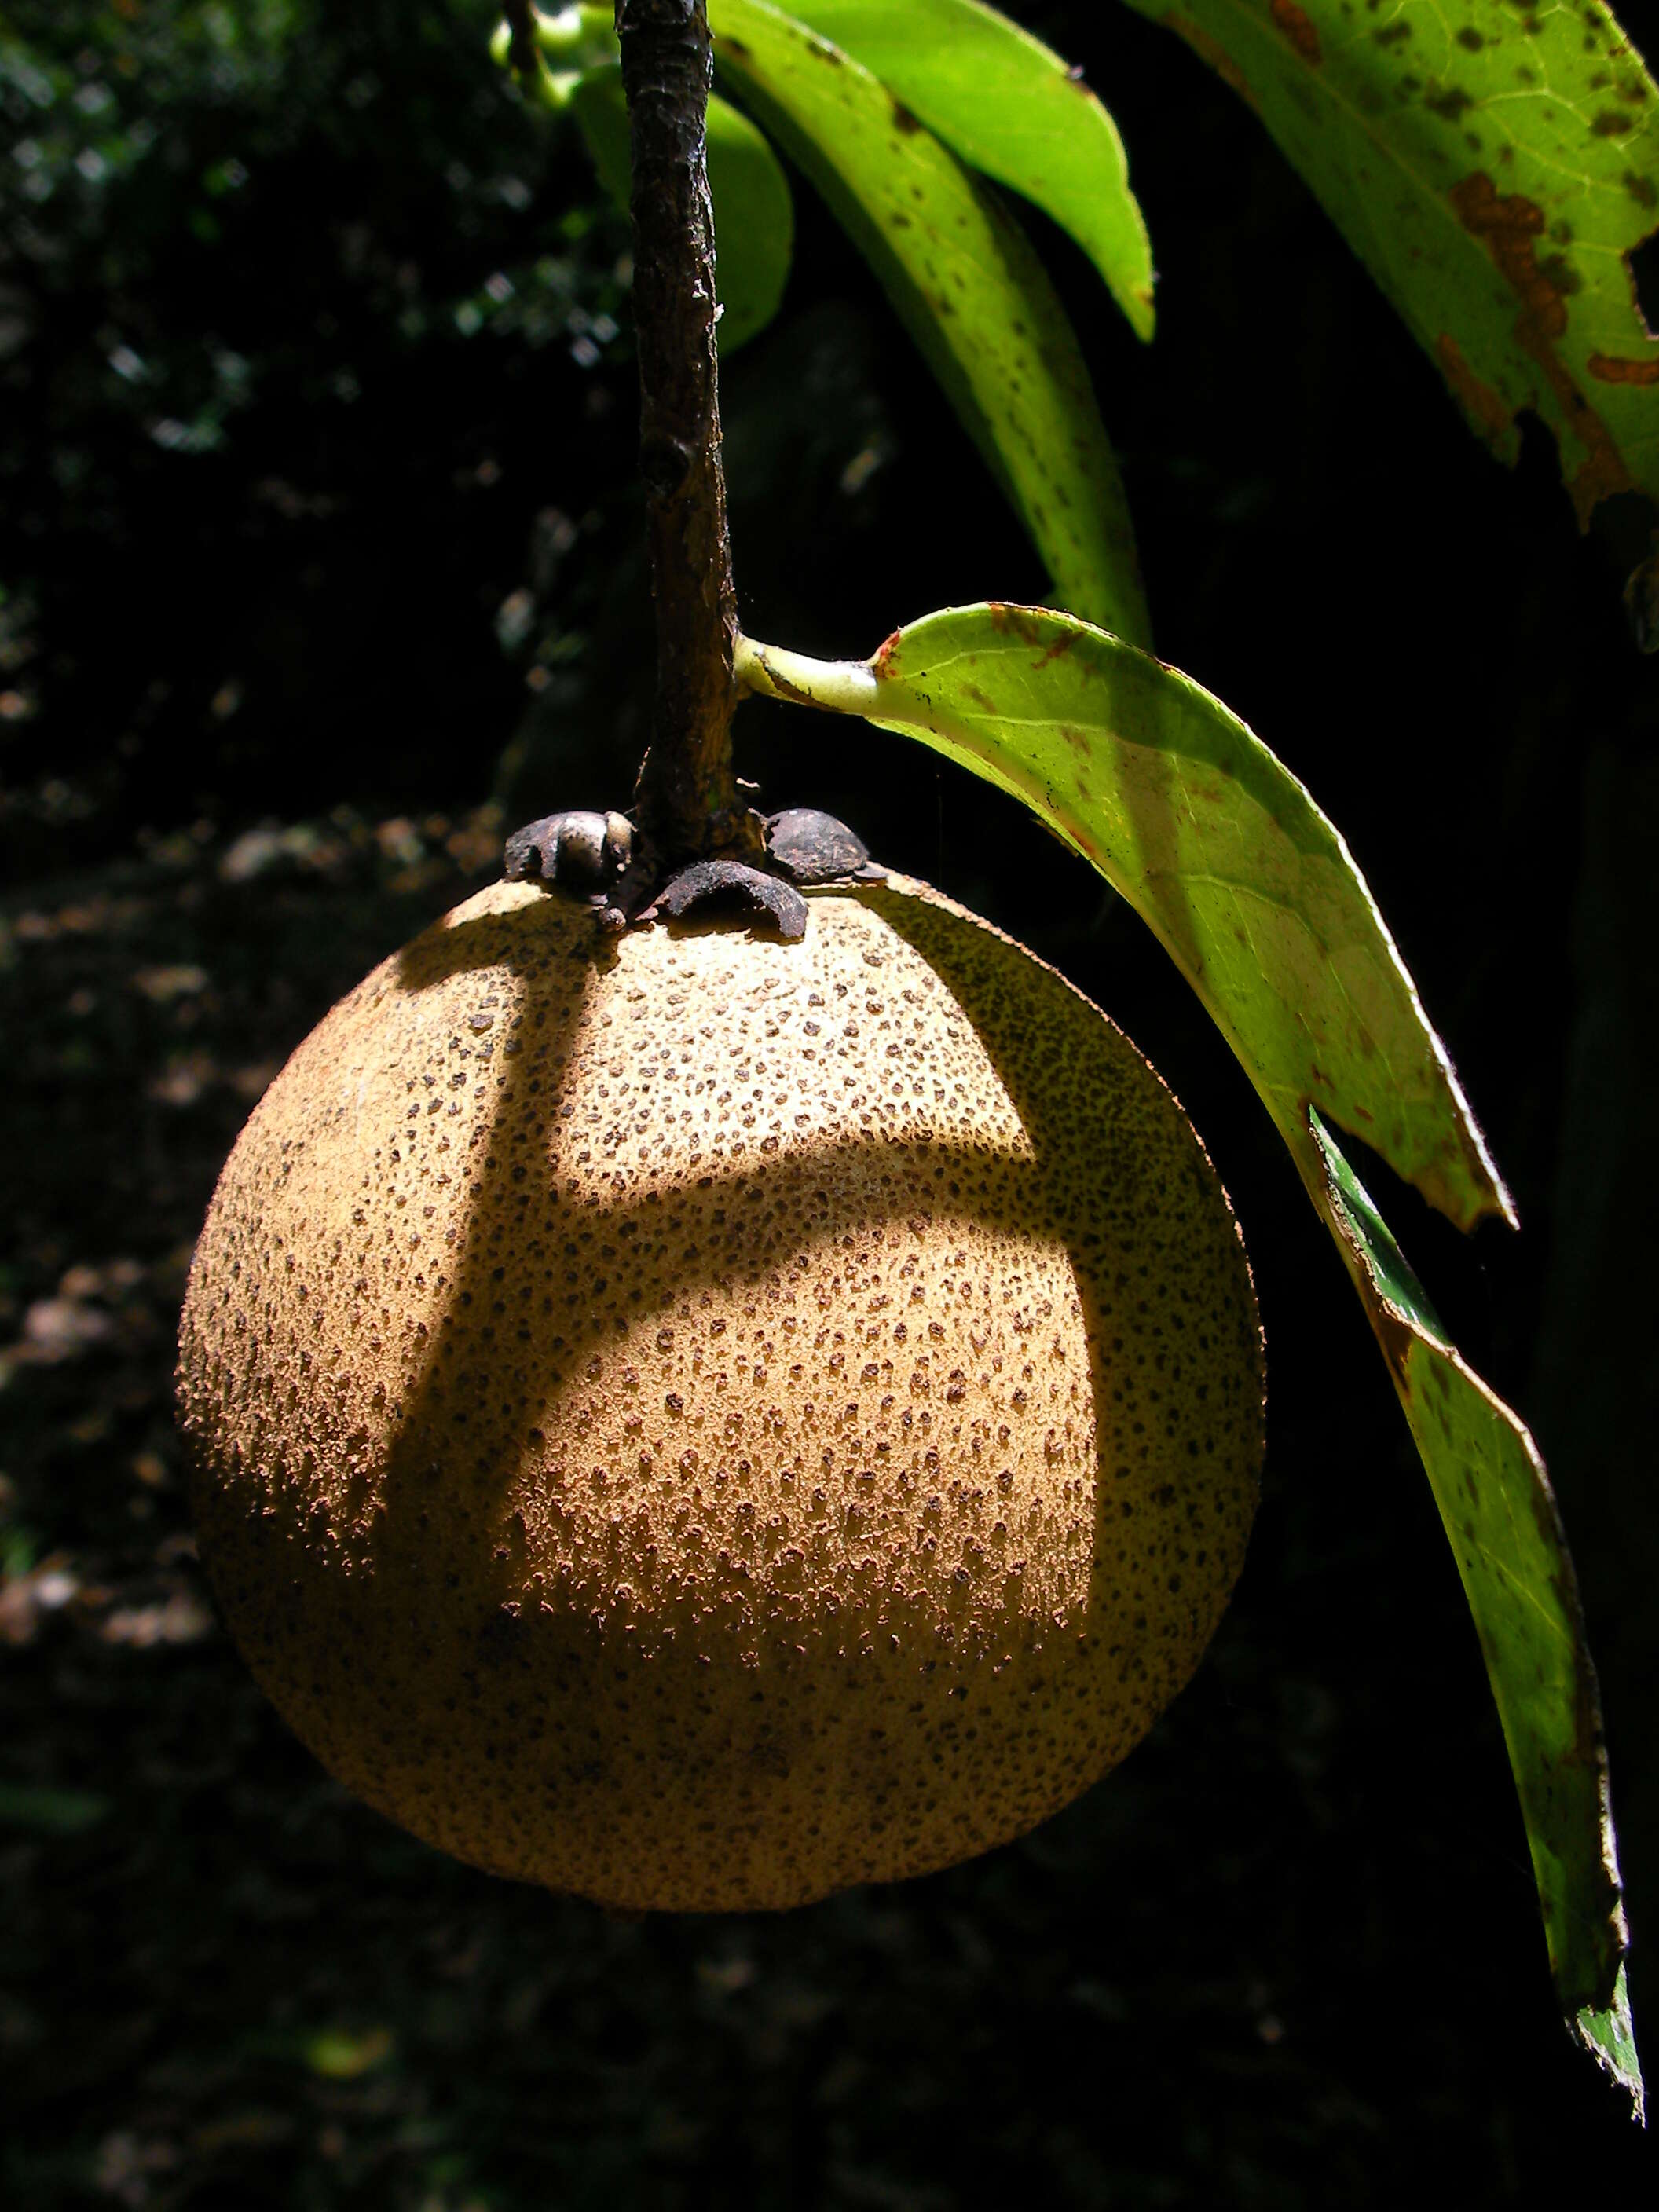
left=786, top=0, right=1156, bottom=338
left=709, top=0, right=1149, bottom=643
left=738, top=605, right=1507, bottom=1227
left=1124, top=0, right=1659, bottom=523
left=569, top=65, right=795, bottom=353
left=1309, top=1112, right=1640, bottom=2120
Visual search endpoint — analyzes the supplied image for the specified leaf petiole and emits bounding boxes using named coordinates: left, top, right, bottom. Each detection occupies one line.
left=735, top=633, right=879, bottom=715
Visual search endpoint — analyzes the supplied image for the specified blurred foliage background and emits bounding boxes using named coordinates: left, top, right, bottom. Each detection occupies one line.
left=2, top=2, right=1657, bottom=2206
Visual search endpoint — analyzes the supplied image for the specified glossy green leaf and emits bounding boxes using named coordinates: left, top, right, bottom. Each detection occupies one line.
left=709, top=0, right=1149, bottom=643
left=786, top=0, right=1155, bottom=338
left=738, top=604, right=1507, bottom=1229
left=1124, top=0, right=1659, bottom=523
left=1309, top=1112, right=1639, bottom=2119
left=569, top=64, right=795, bottom=353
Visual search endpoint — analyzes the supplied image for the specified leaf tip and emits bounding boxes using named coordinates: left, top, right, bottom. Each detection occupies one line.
left=1575, top=1963, right=1645, bottom=2126
left=1457, top=1097, right=1520, bottom=1233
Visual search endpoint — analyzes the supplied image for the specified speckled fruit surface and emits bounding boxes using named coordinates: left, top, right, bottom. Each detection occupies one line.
left=176, top=875, right=1264, bottom=1910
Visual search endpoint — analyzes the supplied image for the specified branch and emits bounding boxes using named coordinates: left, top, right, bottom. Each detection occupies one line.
left=503, top=0, right=540, bottom=83
left=617, top=0, right=747, bottom=860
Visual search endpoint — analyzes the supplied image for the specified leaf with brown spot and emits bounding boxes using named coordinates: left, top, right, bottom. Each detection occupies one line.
left=1269, top=0, right=1320, bottom=68
left=1436, top=332, right=1510, bottom=440
left=1126, top=0, right=1659, bottom=526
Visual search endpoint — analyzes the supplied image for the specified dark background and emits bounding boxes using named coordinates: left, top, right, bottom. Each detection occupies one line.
left=3, top=2, right=1657, bottom=2204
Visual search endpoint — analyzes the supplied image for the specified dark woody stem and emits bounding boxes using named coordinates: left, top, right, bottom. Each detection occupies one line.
left=616, top=0, right=749, bottom=861
left=502, top=0, right=540, bottom=83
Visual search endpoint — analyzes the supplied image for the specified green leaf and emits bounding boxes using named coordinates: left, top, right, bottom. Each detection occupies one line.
left=1581, top=1965, right=1644, bottom=2117
left=709, top=0, right=1150, bottom=644
left=569, top=64, right=795, bottom=353
left=1122, top=0, right=1659, bottom=525
left=785, top=0, right=1156, bottom=339
left=0, top=1782, right=110, bottom=1836
left=1309, top=1112, right=1640, bottom=2121
left=738, top=604, right=1507, bottom=1229
left=303, top=2025, right=395, bottom=2081
left=737, top=601, right=1638, bottom=2104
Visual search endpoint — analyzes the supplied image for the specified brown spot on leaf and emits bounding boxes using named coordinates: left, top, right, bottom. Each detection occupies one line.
left=1538, top=253, right=1582, bottom=297
left=1456, top=27, right=1485, bottom=50
left=891, top=99, right=922, bottom=134
left=1592, top=109, right=1635, bottom=137
left=1033, top=631, right=1081, bottom=672
left=1370, top=1302, right=1415, bottom=1390
left=1448, top=174, right=1632, bottom=524
left=1588, top=352, right=1659, bottom=384
left=1624, top=170, right=1657, bottom=210
left=1436, top=335, right=1511, bottom=440
left=1269, top=0, right=1321, bottom=64
left=1426, top=86, right=1474, bottom=122
left=1163, top=12, right=1258, bottom=110
left=984, top=602, right=1044, bottom=647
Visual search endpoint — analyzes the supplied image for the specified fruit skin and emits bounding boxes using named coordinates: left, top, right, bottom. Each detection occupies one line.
left=177, top=874, right=1263, bottom=1910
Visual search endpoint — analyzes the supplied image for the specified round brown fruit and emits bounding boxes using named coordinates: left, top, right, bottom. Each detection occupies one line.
left=177, top=873, right=1263, bottom=1910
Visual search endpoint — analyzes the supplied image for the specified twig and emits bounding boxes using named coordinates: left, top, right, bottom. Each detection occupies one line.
left=616, top=0, right=747, bottom=860
left=503, top=0, right=540, bottom=83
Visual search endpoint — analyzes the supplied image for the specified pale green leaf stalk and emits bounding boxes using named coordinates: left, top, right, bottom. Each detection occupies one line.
left=1122, top=0, right=1659, bottom=522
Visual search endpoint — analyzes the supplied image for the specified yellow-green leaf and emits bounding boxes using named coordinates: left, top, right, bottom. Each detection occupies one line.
left=737, top=601, right=1638, bottom=2103
left=1309, top=1112, right=1639, bottom=2121
left=789, top=0, right=1156, bottom=338
left=738, top=604, right=1507, bottom=1228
